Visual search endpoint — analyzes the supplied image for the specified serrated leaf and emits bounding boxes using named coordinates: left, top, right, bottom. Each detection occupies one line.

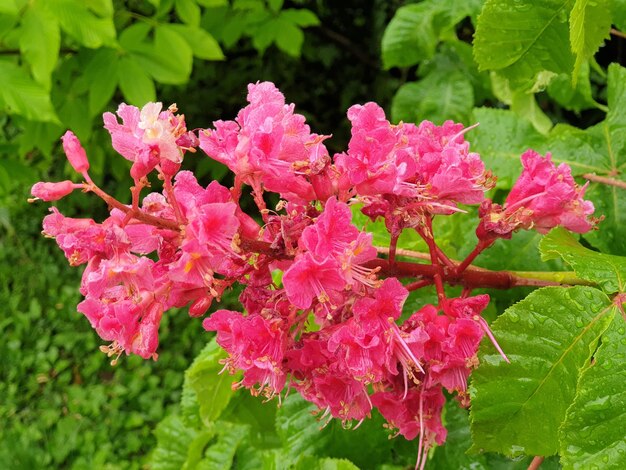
left=470, top=286, right=616, bottom=457
left=392, top=70, right=474, bottom=125
left=470, top=108, right=545, bottom=188
left=167, top=24, right=224, bottom=60
left=150, top=414, right=208, bottom=470
left=82, top=48, right=119, bottom=115
left=569, top=0, right=611, bottom=84
left=118, top=55, right=156, bottom=106
left=431, top=401, right=489, bottom=470
left=474, top=0, right=574, bottom=91
left=180, top=372, right=201, bottom=429
left=186, top=338, right=237, bottom=426
left=175, top=0, right=201, bottom=26
left=0, top=61, right=58, bottom=122
left=381, top=0, right=477, bottom=69
left=19, top=3, right=60, bottom=88
left=85, top=0, right=114, bottom=17
left=275, top=393, right=331, bottom=464
left=197, top=422, right=249, bottom=469
left=380, top=2, right=442, bottom=68
left=560, top=314, right=626, bottom=469
left=547, top=62, right=599, bottom=113
left=540, top=227, right=626, bottom=293
left=46, top=0, right=115, bottom=48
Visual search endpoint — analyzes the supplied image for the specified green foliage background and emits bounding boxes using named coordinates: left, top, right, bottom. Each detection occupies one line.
left=2, top=0, right=626, bottom=469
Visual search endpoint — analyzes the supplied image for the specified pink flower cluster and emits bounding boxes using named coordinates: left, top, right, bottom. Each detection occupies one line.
left=32, top=82, right=597, bottom=464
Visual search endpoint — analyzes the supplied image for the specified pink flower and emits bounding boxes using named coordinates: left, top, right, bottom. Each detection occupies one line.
left=103, top=102, right=195, bottom=179
left=478, top=150, right=595, bottom=238
left=61, top=131, right=90, bottom=173
left=282, top=253, right=346, bottom=311
left=203, top=310, right=288, bottom=398
left=31, top=181, right=76, bottom=201
left=199, top=82, right=327, bottom=202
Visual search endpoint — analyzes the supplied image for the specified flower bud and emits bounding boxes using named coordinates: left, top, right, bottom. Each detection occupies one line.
left=61, top=131, right=90, bottom=173
left=30, top=181, right=76, bottom=201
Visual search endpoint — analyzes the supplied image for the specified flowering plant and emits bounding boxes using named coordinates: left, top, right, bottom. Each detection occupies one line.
left=32, top=82, right=625, bottom=469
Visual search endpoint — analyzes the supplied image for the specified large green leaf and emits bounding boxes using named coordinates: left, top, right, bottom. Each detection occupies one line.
left=186, top=338, right=237, bottom=426
left=381, top=0, right=477, bottom=69
left=474, top=0, right=575, bottom=91
left=431, top=402, right=489, bottom=469
left=541, top=227, right=626, bottom=293
left=569, top=0, right=611, bottom=83
left=130, top=24, right=193, bottom=84
left=275, top=393, right=332, bottom=465
left=197, top=422, right=249, bottom=469
left=82, top=48, right=119, bottom=115
left=118, top=55, right=156, bottom=106
left=560, top=314, right=626, bottom=469
left=391, top=69, right=474, bottom=126
left=166, top=24, right=224, bottom=60
left=470, top=108, right=545, bottom=188
left=0, top=61, right=58, bottom=122
left=46, top=0, right=116, bottom=48
left=19, top=2, right=60, bottom=88
left=150, top=415, right=211, bottom=470
left=547, top=63, right=599, bottom=113
left=470, top=286, right=616, bottom=457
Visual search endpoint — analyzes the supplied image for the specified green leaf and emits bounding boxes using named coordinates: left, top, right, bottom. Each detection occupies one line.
left=380, top=2, right=442, bottom=68
left=274, top=17, right=304, bottom=57
left=267, top=0, right=284, bottom=12
left=474, top=0, right=574, bottom=91
left=547, top=62, right=599, bottom=113
left=0, top=61, right=58, bottom=122
left=569, top=0, right=611, bottom=84
left=510, top=91, right=553, bottom=134
left=470, top=107, right=545, bottom=188
left=275, top=393, right=331, bottom=465
left=150, top=415, right=214, bottom=470
left=381, top=0, right=477, bottom=69
left=175, top=0, right=201, bottom=26
left=197, top=422, right=249, bottom=469
left=470, top=286, right=616, bottom=457
left=19, top=3, right=60, bottom=88
left=560, top=314, right=626, bottom=469
left=431, top=401, right=489, bottom=469
left=84, top=0, right=114, bottom=17
left=392, top=70, right=473, bottom=125
left=540, top=227, right=626, bottom=293
left=46, top=0, right=115, bottom=48
left=131, top=24, right=193, bottom=84
left=316, top=458, right=360, bottom=470
left=186, top=338, right=237, bottom=426
left=280, top=8, right=320, bottom=27
left=118, top=55, right=156, bottom=106
left=82, top=48, right=119, bottom=115
left=612, top=0, right=626, bottom=31
left=167, top=24, right=224, bottom=60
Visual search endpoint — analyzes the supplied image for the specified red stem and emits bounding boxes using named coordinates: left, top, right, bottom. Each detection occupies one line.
left=389, top=232, right=399, bottom=266
left=456, top=239, right=494, bottom=275
left=85, top=182, right=180, bottom=231
left=582, top=172, right=626, bottom=190
left=419, top=218, right=446, bottom=305
left=528, top=456, right=544, bottom=470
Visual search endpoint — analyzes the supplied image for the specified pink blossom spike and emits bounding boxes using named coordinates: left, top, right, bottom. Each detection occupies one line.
left=61, top=131, right=90, bottom=173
